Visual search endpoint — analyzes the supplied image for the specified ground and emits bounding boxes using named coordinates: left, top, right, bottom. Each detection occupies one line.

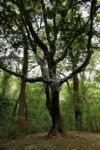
left=0, top=131, right=100, bottom=150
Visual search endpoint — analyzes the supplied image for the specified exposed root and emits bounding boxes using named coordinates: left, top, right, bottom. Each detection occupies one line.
left=48, top=128, right=66, bottom=138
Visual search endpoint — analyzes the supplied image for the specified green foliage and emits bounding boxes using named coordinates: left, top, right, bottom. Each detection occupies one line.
left=60, top=84, right=75, bottom=130
left=0, top=95, right=11, bottom=119
left=60, top=74, right=100, bottom=132
left=27, top=83, right=51, bottom=133
left=82, top=81, right=100, bottom=132
left=0, top=70, right=100, bottom=137
left=0, top=94, right=13, bottom=138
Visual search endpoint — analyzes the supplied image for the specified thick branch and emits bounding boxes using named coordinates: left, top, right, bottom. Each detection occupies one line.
left=0, top=64, right=22, bottom=79
left=55, top=21, right=88, bottom=64
left=0, top=63, right=44, bottom=83
left=56, top=0, right=84, bottom=33
left=60, top=0, right=96, bottom=85
left=17, top=0, right=49, bottom=59
left=60, top=52, right=92, bottom=85
left=96, top=4, right=100, bottom=10
left=41, top=0, right=51, bottom=46
left=41, top=0, right=57, bottom=57
left=25, top=77, right=44, bottom=83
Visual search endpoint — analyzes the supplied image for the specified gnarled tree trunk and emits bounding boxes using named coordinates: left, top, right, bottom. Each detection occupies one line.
left=48, top=86, right=65, bottom=136
left=45, top=82, right=65, bottom=137
left=38, top=54, right=65, bottom=136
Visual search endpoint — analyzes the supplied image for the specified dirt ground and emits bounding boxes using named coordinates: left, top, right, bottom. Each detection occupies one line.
left=0, top=131, right=100, bottom=150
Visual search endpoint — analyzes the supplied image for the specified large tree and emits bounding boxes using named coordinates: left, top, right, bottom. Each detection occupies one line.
left=0, top=0, right=99, bottom=136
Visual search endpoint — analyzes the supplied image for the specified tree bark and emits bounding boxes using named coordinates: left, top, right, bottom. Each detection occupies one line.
left=9, top=79, right=27, bottom=138
left=73, top=74, right=82, bottom=130
left=48, top=84, right=65, bottom=137
left=10, top=40, right=28, bottom=137
left=17, top=35, right=28, bottom=131
left=18, top=79, right=28, bottom=130
left=44, top=84, right=52, bottom=113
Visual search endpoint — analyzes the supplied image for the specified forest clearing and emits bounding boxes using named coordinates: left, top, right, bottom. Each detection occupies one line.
left=0, top=131, right=100, bottom=150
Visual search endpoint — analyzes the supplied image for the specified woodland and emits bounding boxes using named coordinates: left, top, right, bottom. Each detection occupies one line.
left=0, top=0, right=100, bottom=149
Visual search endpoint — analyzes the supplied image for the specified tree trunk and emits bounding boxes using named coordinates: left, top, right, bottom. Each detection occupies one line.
left=18, top=79, right=28, bottom=130
left=48, top=84, right=65, bottom=137
left=73, top=74, right=82, bottom=130
left=9, top=40, right=28, bottom=137
left=9, top=79, right=28, bottom=138
left=44, top=84, right=52, bottom=113
left=17, top=38, right=28, bottom=131
left=40, top=57, right=65, bottom=136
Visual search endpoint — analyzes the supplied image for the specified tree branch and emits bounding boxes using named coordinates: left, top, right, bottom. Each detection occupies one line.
left=0, top=63, right=44, bottom=83
left=17, top=0, right=50, bottom=60
left=60, top=52, right=92, bottom=85
left=0, top=63, right=22, bottom=79
left=55, top=21, right=89, bottom=64
left=60, top=0, right=96, bottom=85
left=25, top=77, right=44, bottom=83
left=96, top=4, right=100, bottom=10
left=41, top=0, right=51, bottom=46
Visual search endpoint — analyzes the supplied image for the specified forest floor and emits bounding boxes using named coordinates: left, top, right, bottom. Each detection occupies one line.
left=0, top=131, right=100, bottom=150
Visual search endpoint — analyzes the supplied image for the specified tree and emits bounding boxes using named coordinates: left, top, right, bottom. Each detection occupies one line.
left=0, top=0, right=99, bottom=136
left=62, top=0, right=85, bottom=130
left=10, top=43, right=28, bottom=136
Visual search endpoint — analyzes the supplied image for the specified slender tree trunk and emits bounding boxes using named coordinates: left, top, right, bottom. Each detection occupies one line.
left=10, top=78, right=27, bottom=132
left=10, top=97, right=19, bottom=127
left=69, top=47, right=83, bottom=130
left=73, top=74, right=82, bottom=130
left=9, top=80, right=27, bottom=138
left=9, top=39, right=28, bottom=137
left=18, top=79, right=28, bottom=130
left=17, top=36, right=28, bottom=131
